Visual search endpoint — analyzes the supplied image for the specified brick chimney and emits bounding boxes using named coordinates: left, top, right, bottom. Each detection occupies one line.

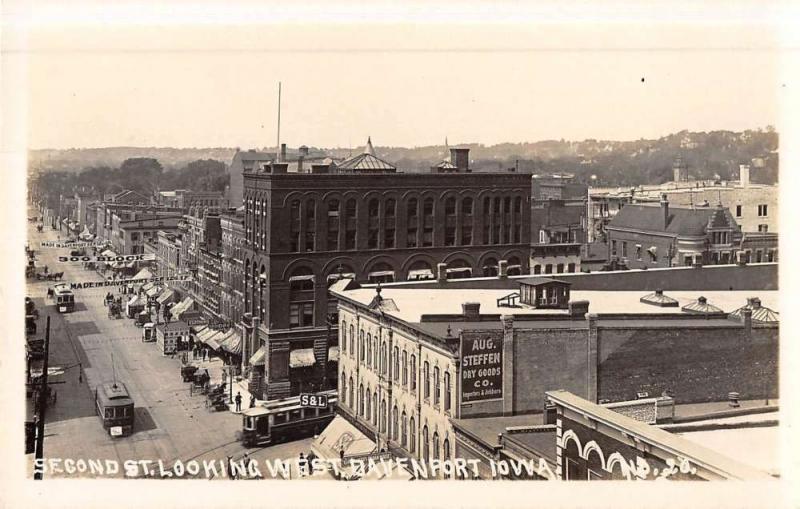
left=739, top=164, right=750, bottom=188
left=450, top=148, right=470, bottom=173
left=462, top=302, right=481, bottom=319
left=742, top=306, right=753, bottom=337
left=299, top=145, right=310, bottom=157
left=280, top=143, right=287, bottom=162
left=498, top=260, right=508, bottom=279
left=660, top=194, right=669, bottom=229
left=437, top=263, right=448, bottom=282
left=271, top=162, right=288, bottom=174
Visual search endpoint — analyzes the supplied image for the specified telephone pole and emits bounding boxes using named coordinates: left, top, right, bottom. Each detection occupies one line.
left=34, top=316, right=51, bottom=480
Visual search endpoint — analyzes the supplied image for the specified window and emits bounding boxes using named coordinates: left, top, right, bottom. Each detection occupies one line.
left=422, top=426, right=430, bottom=460
left=327, top=200, right=340, bottom=250
left=366, top=335, right=372, bottom=368
left=410, top=355, right=417, bottom=392
left=365, top=389, right=371, bottom=419
left=611, top=240, right=617, bottom=256
left=422, top=227, right=433, bottom=247
left=289, top=304, right=300, bottom=327
left=621, top=242, right=627, bottom=258
left=445, top=227, right=456, bottom=246
left=372, top=393, right=378, bottom=425
left=444, top=372, right=451, bottom=411
left=402, top=350, right=408, bottom=385
left=556, top=263, right=564, bottom=274
left=393, top=346, right=400, bottom=382
left=758, top=224, right=769, bottom=233
left=445, top=197, right=456, bottom=216
left=381, top=342, right=388, bottom=376
left=392, top=406, right=399, bottom=441
left=433, top=432, right=440, bottom=461
left=410, top=417, right=416, bottom=453
left=433, top=367, right=440, bottom=406
left=533, top=264, right=541, bottom=275
left=373, top=336, right=379, bottom=369
left=424, top=361, right=430, bottom=399
left=358, top=384, right=364, bottom=416
left=758, top=204, right=768, bottom=217
left=402, top=411, right=408, bottom=447
left=384, top=228, right=395, bottom=249
left=345, top=230, right=356, bottom=250
left=736, top=205, right=742, bottom=217
left=359, top=331, right=365, bottom=362
left=341, top=323, right=347, bottom=353
left=636, top=245, right=642, bottom=260
left=544, top=264, right=553, bottom=274
left=304, top=231, right=315, bottom=252
left=368, top=199, right=380, bottom=218
left=380, top=399, right=387, bottom=433
left=386, top=199, right=396, bottom=217
left=423, top=198, right=434, bottom=217
left=290, top=200, right=301, bottom=251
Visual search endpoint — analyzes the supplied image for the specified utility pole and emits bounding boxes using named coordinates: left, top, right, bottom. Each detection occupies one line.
left=34, top=316, right=51, bottom=480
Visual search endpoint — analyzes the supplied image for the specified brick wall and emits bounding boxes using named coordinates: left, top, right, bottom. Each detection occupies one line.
left=596, top=325, right=778, bottom=404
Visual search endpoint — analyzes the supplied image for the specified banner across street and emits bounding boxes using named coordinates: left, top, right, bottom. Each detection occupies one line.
left=69, top=274, right=192, bottom=290
left=57, top=253, right=156, bottom=263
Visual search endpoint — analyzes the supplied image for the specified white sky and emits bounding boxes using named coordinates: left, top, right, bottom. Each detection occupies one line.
left=2, top=1, right=797, bottom=149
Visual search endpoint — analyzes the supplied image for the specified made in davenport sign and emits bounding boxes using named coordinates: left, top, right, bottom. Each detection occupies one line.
left=460, top=332, right=503, bottom=403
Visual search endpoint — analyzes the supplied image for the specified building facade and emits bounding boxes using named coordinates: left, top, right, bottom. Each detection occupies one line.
left=112, top=214, right=182, bottom=255
left=240, top=145, right=532, bottom=401
left=220, top=208, right=246, bottom=325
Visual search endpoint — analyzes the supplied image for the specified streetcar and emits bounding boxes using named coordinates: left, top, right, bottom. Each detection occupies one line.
left=53, top=283, right=75, bottom=313
left=240, top=390, right=337, bottom=447
left=95, top=382, right=135, bottom=437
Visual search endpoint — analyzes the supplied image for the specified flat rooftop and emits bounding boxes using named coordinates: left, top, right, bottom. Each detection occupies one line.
left=333, top=286, right=778, bottom=325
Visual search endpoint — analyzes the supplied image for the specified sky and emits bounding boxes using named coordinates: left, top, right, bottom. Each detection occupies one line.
left=2, top=1, right=798, bottom=150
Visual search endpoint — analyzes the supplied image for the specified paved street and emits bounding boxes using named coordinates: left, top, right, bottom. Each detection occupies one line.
left=26, top=209, right=311, bottom=479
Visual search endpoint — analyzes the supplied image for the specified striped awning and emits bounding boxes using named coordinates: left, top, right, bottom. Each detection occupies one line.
left=156, top=289, right=175, bottom=304
left=220, top=331, right=242, bottom=355
left=289, top=348, right=316, bottom=368
left=206, top=332, right=224, bottom=351
left=328, top=346, right=340, bottom=362
left=249, top=346, right=267, bottom=366
left=197, top=327, right=218, bottom=344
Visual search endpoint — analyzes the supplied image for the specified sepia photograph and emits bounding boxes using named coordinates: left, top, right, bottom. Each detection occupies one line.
left=1, top=1, right=799, bottom=507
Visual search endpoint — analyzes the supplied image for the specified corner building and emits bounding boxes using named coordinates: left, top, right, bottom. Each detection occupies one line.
left=241, top=147, right=532, bottom=400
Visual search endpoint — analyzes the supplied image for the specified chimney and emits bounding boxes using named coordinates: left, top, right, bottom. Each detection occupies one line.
left=299, top=145, right=309, bottom=157
left=568, top=300, right=590, bottom=317
left=660, top=194, right=669, bottom=229
left=280, top=143, right=287, bottom=162
left=271, top=162, right=288, bottom=174
left=739, top=164, right=750, bottom=188
left=451, top=148, right=470, bottom=173
left=462, top=302, right=481, bottom=319
left=297, top=155, right=304, bottom=173
left=742, top=306, right=753, bottom=337
left=498, top=260, right=508, bottom=279
left=437, top=263, right=448, bottom=282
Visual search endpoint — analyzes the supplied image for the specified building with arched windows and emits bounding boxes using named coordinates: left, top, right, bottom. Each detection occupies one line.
left=240, top=143, right=531, bottom=401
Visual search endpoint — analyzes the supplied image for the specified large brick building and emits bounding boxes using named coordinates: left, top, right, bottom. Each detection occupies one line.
left=240, top=144, right=532, bottom=400
left=330, top=268, right=778, bottom=467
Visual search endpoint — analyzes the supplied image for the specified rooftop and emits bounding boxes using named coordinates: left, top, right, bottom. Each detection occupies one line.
left=332, top=284, right=778, bottom=327
left=608, top=202, right=736, bottom=236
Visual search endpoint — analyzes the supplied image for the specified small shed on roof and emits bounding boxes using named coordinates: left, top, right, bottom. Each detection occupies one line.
left=517, top=277, right=571, bottom=309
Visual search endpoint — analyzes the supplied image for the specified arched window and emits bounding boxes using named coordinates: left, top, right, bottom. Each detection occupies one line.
left=406, top=198, right=419, bottom=248
left=393, top=346, right=400, bottom=382
left=401, top=411, right=408, bottom=447
left=372, top=393, right=378, bottom=425
left=402, top=350, right=408, bottom=385
left=340, top=372, right=346, bottom=402
left=381, top=342, right=388, bottom=376
left=444, top=197, right=457, bottom=246
left=433, top=366, right=441, bottom=406
left=422, top=198, right=434, bottom=247
left=290, top=200, right=301, bottom=251
left=348, top=376, right=354, bottom=409
left=344, top=199, right=357, bottom=250
left=422, top=425, right=430, bottom=460
left=407, top=260, right=434, bottom=281
left=359, top=330, right=365, bottom=362
left=433, top=431, right=440, bottom=461
left=365, top=388, right=371, bottom=420
left=410, top=354, right=417, bottom=392
left=462, top=197, right=474, bottom=245
left=305, top=199, right=316, bottom=252
left=423, top=361, right=430, bottom=399
left=386, top=198, right=396, bottom=217
left=533, top=264, right=541, bottom=275
left=443, top=438, right=450, bottom=462
left=380, top=399, right=387, bottom=433
left=409, top=416, right=416, bottom=453
left=444, top=371, right=451, bottom=411
left=327, top=199, right=340, bottom=250
left=348, top=325, right=354, bottom=356
left=366, top=334, right=372, bottom=368
left=483, top=257, right=499, bottom=277
left=392, top=405, right=399, bottom=441
left=358, top=383, right=364, bottom=416
left=367, top=199, right=380, bottom=249
left=289, top=266, right=314, bottom=328
left=373, top=336, right=379, bottom=369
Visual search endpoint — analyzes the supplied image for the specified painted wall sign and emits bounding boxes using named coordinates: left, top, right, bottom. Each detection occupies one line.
left=460, top=333, right=503, bottom=403
left=69, top=274, right=192, bottom=290
left=41, top=241, right=106, bottom=248
left=57, top=254, right=156, bottom=263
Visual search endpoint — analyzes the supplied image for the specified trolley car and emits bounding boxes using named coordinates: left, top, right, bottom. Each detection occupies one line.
left=53, top=283, right=75, bottom=313
left=95, top=382, right=134, bottom=437
left=240, top=390, right=337, bottom=447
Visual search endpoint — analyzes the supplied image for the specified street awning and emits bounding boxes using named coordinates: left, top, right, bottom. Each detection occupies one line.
left=249, top=346, right=267, bottom=366
left=328, top=346, right=340, bottom=362
left=447, top=267, right=472, bottom=274
left=127, top=295, right=144, bottom=307
left=142, top=282, right=156, bottom=292
left=220, top=331, right=242, bottom=355
left=101, top=249, right=116, bottom=257
left=289, top=348, right=316, bottom=368
left=310, top=415, right=376, bottom=460
left=206, top=332, right=224, bottom=351
left=190, top=325, right=207, bottom=334
left=368, top=270, right=394, bottom=278
left=407, top=268, right=434, bottom=280
left=196, top=327, right=218, bottom=344
left=156, top=289, right=175, bottom=304
left=171, top=298, right=195, bottom=318
left=133, top=268, right=154, bottom=280
left=146, top=286, right=161, bottom=298
left=288, top=274, right=315, bottom=282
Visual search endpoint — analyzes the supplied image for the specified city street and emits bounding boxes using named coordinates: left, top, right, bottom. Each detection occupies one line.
left=25, top=209, right=311, bottom=479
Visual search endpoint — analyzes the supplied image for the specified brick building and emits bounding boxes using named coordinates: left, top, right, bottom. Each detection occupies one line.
left=329, top=270, right=778, bottom=467
left=240, top=144, right=532, bottom=401
left=605, top=195, right=778, bottom=269
left=112, top=214, right=183, bottom=255
left=220, top=208, right=246, bottom=325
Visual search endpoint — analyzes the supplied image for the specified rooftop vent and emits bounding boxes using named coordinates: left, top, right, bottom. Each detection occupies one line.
left=730, top=297, right=779, bottom=324
left=681, top=296, right=723, bottom=314
left=639, top=289, right=679, bottom=308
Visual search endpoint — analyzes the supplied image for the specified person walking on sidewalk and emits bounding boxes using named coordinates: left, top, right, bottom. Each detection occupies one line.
left=234, top=392, right=242, bottom=412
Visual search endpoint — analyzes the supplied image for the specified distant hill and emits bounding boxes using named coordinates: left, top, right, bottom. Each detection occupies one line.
left=29, top=128, right=778, bottom=186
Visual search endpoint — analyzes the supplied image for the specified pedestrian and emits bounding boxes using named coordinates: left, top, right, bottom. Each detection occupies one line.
left=234, top=391, right=242, bottom=412
left=226, top=455, right=233, bottom=479
left=43, top=265, right=48, bottom=275
left=249, top=394, right=256, bottom=408
left=203, top=348, right=208, bottom=362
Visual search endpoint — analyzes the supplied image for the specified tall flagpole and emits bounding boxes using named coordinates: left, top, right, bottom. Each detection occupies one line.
left=276, top=82, right=282, bottom=161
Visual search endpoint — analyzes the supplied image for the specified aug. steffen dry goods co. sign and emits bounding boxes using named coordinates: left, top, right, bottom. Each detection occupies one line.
left=460, top=333, right=503, bottom=403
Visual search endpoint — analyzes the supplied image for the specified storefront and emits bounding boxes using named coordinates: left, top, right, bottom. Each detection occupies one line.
left=156, top=320, right=189, bottom=355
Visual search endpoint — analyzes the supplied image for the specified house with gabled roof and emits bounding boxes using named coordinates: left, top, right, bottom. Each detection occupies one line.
left=605, top=194, right=777, bottom=269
